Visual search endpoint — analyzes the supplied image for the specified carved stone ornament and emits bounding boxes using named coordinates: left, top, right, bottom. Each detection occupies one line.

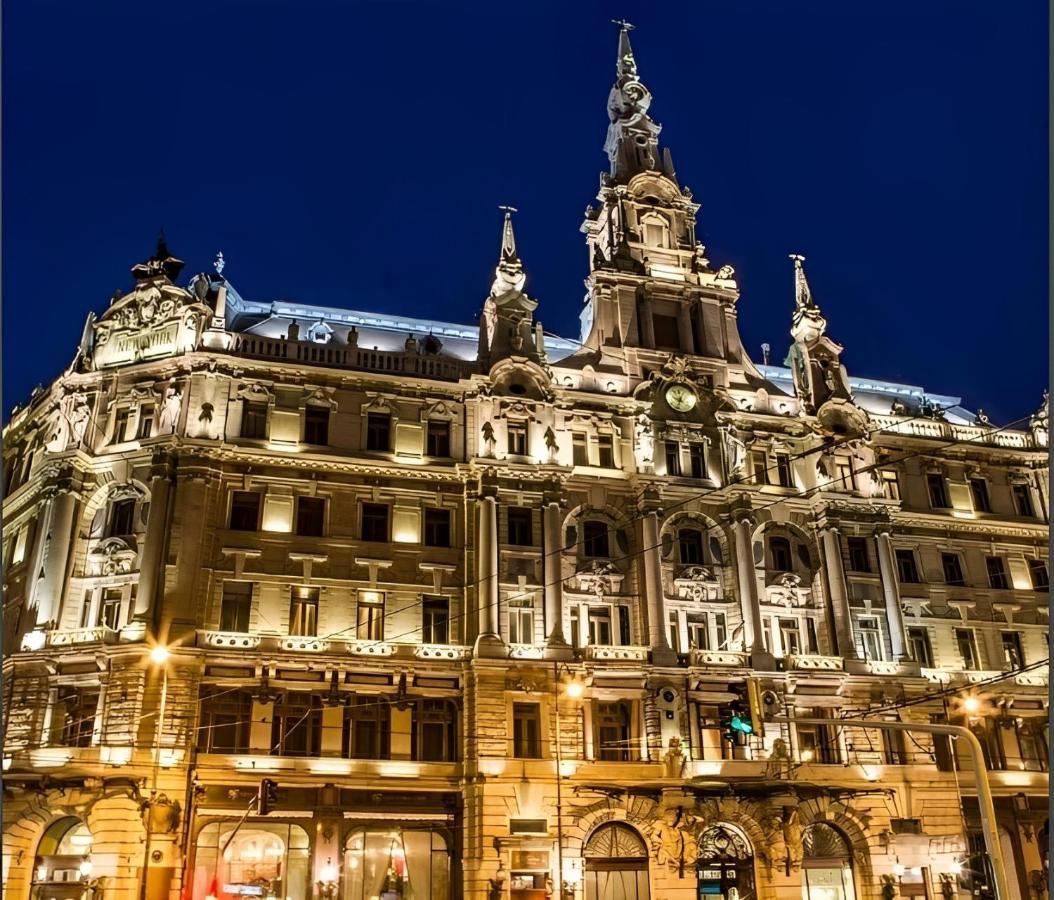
left=89, top=537, right=138, bottom=576
left=575, top=560, right=621, bottom=598
left=634, top=414, right=655, bottom=467
left=157, top=383, right=183, bottom=434
left=674, top=566, right=720, bottom=602
left=723, top=429, right=748, bottom=478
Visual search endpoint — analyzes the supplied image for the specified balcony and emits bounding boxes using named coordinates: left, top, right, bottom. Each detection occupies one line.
left=45, top=627, right=120, bottom=648
left=785, top=654, right=843, bottom=672
left=280, top=636, right=329, bottom=653
left=348, top=640, right=396, bottom=657
left=200, top=630, right=261, bottom=650
left=583, top=644, right=649, bottom=662
left=415, top=644, right=469, bottom=661
left=690, top=649, right=750, bottom=668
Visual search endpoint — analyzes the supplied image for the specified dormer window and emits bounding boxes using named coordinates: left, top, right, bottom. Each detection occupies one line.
left=307, top=320, right=333, bottom=344
left=642, top=214, right=670, bottom=248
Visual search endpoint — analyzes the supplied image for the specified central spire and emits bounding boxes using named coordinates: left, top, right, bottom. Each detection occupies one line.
left=604, top=21, right=671, bottom=183
left=491, top=206, right=527, bottom=297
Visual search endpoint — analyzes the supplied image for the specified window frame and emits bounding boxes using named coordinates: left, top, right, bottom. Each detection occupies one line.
left=426, top=420, right=451, bottom=457
left=926, top=473, right=950, bottom=509
left=241, top=400, right=269, bottom=439
left=507, top=507, right=533, bottom=547
left=365, top=412, right=391, bottom=452
left=941, top=552, right=966, bottom=586
left=512, top=702, right=543, bottom=759
left=423, top=507, right=452, bottom=548
left=360, top=502, right=390, bottom=542
left=846, top=537, right=870, bottom=573
left=582, top=520, right=611, bottom=559
left=288, top=586, right=320, bottom=637
left=422, top=596, right=450, bottom=645
left=229, top=491, right=262, bottom=532
left=220, top=581, right=253, bottom=633
left=295, top=496, right=326, bottom=537
left=969, top=478, right=992, bottom=513
left=985, top=556, right=1010, bottom=590
left=895, top=548, right=921, bottom=584
left=303, top=405, right=330, bottom=445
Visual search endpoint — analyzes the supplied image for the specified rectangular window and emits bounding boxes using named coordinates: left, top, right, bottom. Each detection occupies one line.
left=344, top=698, right=391, bottom=760
left=356, top=591, right=384, bottom=641
left=596, top=702, right=633, bottom=762
left=582, top=521, right=610, bottom=558
left=303, top=406, right=330, bottom=445
left=796, top=710, right=840, bottom=764
left=955, top=628, right=980, bottom=670
left=689, top=444, right=706, bottom=479
left=835, top=460, right=854, bottom=492
left=775, top=454, right=793, bottom=488
left=847, top=537, right=870, bottom=573
left=78, top=591, right=93, bottom=629
left=857, top=616, right=884, bottom=661
left=778, top=618, right=802, bottom=657
left=572, top=434, right=588, bottom=466
left=752, top=452, right=769, bottom=485
left=665, top=442, right=681, bottom=476
left=1028, top=559, right=1049, bottom=591
left=880, top=470, right=901, bottom=501
left=366, top=413, right=391, bottom=451
left=98, top=588, right=123, bottom=631
left=57, top=687, right=100, bottom=748
left=422, top=596, right=450, bottom=644
left=360, top=503, right=389, bottom=542
left=652, top=314, right=680, bottom=350
left=414, top=699, right=456, bottom=762
left=678, top=529, right=704, bottom=565
left=113, top=409, right=130, bottom=443
left=970, top=478, right=991, bottom=513
left=229, top=491, right=261, bottom=531
left=424, top=508, right=451, bottom=547
left=271, top=693, right=322, bottom=757
left=597, top=434, right=615, bottom=468
left=588, top=607, right=612, bottom=646
left=714, top=612, right=728, bottom=650
left=617, top=606, right=631, bottom=646
left=1012, top=484, right=1035, bottom=517
left=507, top=508, right=533, bottom=546
left=769, top=537, right=792, bottom=573
left=289, top=586, right=319, bottom=637
left=985, top=556, right=1009, bottom=590
left=895, top=549, right=920, bottom=584
left=512, top=703, right=542, bottom=758
left=508, top=599, right=535, bottom=645
left=941, top=552, right=965, bottom=586
left=805, top=617, right=819, bottom=653
left=907, top=626, right=934, bottom=667
left=927, top=473, right=950, bottom=509
left=109, top=498, right=136, bottom=537
left=241, top=401, right=268, bottom=439
left=295, top=496, right=326, bottom=537
left=668, top=612, right=681, bottom=653
left=1000, top=631, right=1024, bottom=669
left=687, top=614, right=709, bottom=651
left=507, top=421, right=528, bottom=456
left=426, top=420, right=450, bottom=457
left=136, top=405, right=154, bottom=439
left=220, top=582, right=253, bottom=633
left=197, top=689, right=252, bottom=754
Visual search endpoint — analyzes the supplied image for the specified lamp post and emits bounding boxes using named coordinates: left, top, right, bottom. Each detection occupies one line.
left=139, top=643, right=171, bottom=900
left=316, top=858, right=338, bottom=899
left=553, top=662, right=584, bottom=900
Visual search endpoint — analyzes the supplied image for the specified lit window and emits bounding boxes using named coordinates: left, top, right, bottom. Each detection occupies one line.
left=289, top=587, right=319, bottom=637
left=508, top=599, right=535, bottom=645
left=856, top=616, right=883, bottom=661
left=356, top=591, right=384, bottom=641
left=422, top=596, right=450, bottom=644
left=512, top=703, right=542, bottom=758
left=1000, top=632, right=1024, bottom=669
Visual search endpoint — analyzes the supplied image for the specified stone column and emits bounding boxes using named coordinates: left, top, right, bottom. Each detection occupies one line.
left=474, top=494, right=503, bottom=656
left=135, top=458, right=174, bottom=625
left=820, top=527, right=859, bottom=661
left=639, top=508, right=677, bottom=666
left=543, top=497, right=570, bottom=656
left=875, top=530, right=909, bottom=661
left=732, top=517, right=768, bottom=664
left=29, top=483, right=79, bottom=629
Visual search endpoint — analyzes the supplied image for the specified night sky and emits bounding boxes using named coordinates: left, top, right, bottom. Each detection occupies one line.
left=3, top=1, right=1047, bottom=424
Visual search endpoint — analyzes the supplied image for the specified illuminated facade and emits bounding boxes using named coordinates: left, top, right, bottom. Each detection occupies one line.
left=2, top=23, right=1049, bottom=900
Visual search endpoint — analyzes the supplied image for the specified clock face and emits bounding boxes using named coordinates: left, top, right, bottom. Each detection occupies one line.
left=665, top=384, right=697, bottom=413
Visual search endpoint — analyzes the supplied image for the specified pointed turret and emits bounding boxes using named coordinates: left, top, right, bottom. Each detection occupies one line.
left=478, top=208, right=544, bottom=372
left=604, top=21, right=672, bottom=184
left=785, top=254, right=852, bottom=415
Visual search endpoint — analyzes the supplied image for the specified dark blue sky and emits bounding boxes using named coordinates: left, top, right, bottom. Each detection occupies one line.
left=3, top=0, right=1047, bottom=423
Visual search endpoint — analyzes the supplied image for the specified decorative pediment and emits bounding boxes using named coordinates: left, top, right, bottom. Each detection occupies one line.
left=89, top=537, right=139, bottom=576
left=303, top=385, right=338, bottom=408
left=236, top=382, right=274, bottom=403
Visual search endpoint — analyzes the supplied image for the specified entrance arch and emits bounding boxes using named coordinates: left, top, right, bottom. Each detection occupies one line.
left=32, top=817, right=93, bottom=900
left=584, top=822, right=650, bottom=900
left=697, top=824, right=755, bottom=900
left=802, top=823, right=856, bottom=900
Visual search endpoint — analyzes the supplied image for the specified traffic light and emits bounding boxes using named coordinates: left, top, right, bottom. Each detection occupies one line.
left=721, top=686, right=754, bottom=746
left=746, top=678, right=766, bottom=739
left=258, top=779, right=278, bottom=816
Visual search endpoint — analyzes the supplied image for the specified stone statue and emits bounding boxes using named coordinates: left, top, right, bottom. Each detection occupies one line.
left=158, top=385, right=182, bottom=434
left=481, top=421, right=496, bottom=457
left=663, top=736, right=687, bottom=778
left=70, top=398, right=90, bottom=446
left=781, top=806, right=804, bottom=870
left=765, top=738, right=792, bottom=779
left=974, top=408, right=992, bottom=427
left=635, top=414, right=654, bottom=467
left=723, top=430, right=748, bottom=479
left=544, top=426, right=559, bottom=460
left=716, top=264, right=735, bottom=280
left=890, top=399, right=907, bottom=416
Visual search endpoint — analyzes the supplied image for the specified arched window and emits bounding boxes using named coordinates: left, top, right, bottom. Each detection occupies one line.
left=343, top=828, right=449, bottom=900
left=34, top=817, right=93, bottom=892
left=192, top=822, right=310, bottom=900
left=584, top=823, right=650, bottom=900
left=697, top=824, right=754, bottom=900
left=802, top=823, right=856, bottom=900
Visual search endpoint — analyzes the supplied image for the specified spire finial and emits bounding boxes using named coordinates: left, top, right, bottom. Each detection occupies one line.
left=491, top=206, right=526, bottom=297
left=789, top=253, right=815, bottom=311
left=604, top=22, right=663, bottom=181
left=214, top=251, right=226, bottom=275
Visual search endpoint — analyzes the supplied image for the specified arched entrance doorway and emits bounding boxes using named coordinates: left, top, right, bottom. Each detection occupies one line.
left=802, top=823, right=856, bottom=900
left=31, top=818, right=93, bottom=900
left=342, top=828, right=450, bottom=900
left=191, top=822, right=311, bottom=900
left=583, top=822, right=650, bottom=900
left=696, top=824, right=755, bottom=900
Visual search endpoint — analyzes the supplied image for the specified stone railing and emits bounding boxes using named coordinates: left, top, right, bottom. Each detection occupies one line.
left=690, top=649, right=751, bottom=668
left=200, top=631, right=261, bottom=650
left=786, top=654, right=843, bottom=672
left=870, top=415, right=1042, bottom=449
left=280, top=636, right=329, bottom=653
left=348, top=640, right=396, bottom=657
left=866, top=660, right=901, bottom=676
left=584, top=644, right=649, bottom=662
left=46, top=627, right=120, bottom=647
left=508, top=644, right=545, bottom=660
left=415, top=644, right=469, bottom=661
left=920, top=668, right=953, bottom=684
left=231, top=334, right=471, bottom=382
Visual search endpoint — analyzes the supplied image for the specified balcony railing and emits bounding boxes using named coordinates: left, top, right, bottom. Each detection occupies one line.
left=583, top=644, right=649, bottom=662
left=870, top=415, right=1042, bottom=449
left=690, top=649, right=750, bottom=667
left=785, top=654, right=844, bottom=672
left=46, top=627, right=120, bottom=647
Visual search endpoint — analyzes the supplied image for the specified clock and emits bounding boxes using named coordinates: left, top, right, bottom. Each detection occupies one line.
left=665, top=384, right=697, bottom=413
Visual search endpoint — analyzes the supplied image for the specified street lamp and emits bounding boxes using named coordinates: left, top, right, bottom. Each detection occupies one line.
left=961, top=696, right=981, bottom=715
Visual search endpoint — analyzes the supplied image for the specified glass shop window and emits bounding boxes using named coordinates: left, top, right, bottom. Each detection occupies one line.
left=191, top=822, right=310, bottom=900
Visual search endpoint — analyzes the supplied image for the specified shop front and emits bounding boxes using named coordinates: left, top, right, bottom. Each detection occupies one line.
left=341, top=827, right=450, bottom=900
left=190, top=821, right=311, bottom=900
left=695, top=824, right=755, bottom=900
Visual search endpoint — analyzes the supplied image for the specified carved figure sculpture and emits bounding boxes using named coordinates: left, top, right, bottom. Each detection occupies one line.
left=481, top=421, right=496, bottom=457
left=158, top=385, right=182, bottom=434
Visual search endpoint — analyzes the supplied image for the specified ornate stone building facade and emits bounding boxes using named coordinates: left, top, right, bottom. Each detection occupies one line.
left=2, top=24, right=1049, bottom=900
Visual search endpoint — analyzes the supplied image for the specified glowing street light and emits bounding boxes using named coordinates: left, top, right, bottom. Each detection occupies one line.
left=962, top=696, right=981, bottom=715
left=149, top=644, right=170, bottom=665
left=564, top=678, right=584, bottom=700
